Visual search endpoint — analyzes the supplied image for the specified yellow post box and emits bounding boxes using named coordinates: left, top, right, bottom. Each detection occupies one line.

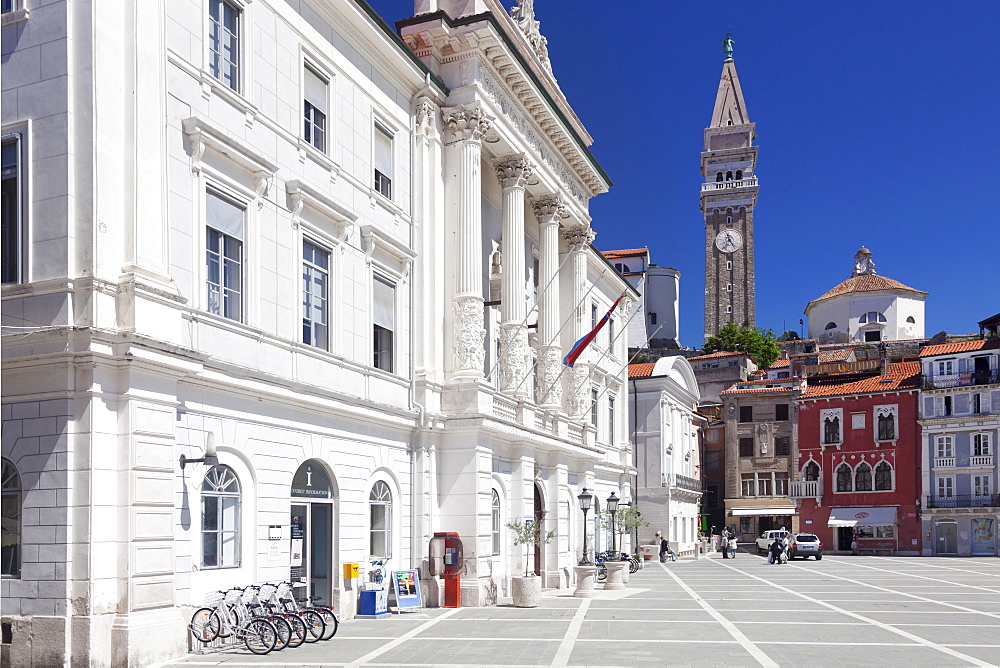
left=343, top=562, right=359, bottom=579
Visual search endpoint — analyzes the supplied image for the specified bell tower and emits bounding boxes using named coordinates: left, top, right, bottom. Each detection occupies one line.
left=702, top=35, right=758, bottom=342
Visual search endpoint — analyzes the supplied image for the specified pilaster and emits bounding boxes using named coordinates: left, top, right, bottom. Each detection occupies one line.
left=562, top=225, right=595, bottom=416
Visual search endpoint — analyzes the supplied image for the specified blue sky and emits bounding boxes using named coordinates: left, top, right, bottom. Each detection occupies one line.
left=369, top=1, right=999, bottom=346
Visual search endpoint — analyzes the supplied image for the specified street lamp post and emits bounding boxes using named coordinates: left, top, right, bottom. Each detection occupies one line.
left=607, top=491, right=619, bottom=558
left=577, top=487, right=593, bottom=565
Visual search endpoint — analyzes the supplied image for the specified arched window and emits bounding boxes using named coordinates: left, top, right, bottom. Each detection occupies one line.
left=804, top=461, right=820, bottom=482
left=825, top=322, right=838, bottom=330
left=2, top=458, right=21, bottom=578
left=877, top=412, right=895, bottom=441
left=369, top=481, right=392, bottom=558
left=649, top=312, right=657, bottom=325
left=836, top=464, right=852, bottom=492
left=906, top=316, right=915, bottom=324
left=735, top=170, right=743, bottom=180
left=202, top=465, right=241, bottom=568
left=491, top=490, right=501, bottom=556
left=614, top=262, right=630, bottom=273
left=716, top=172, right=723, bottom=182
left=860, top=311, right=886, bottom=324
left=875, top=462, right=892, bottom=491
left=726, top=171, right=733, bottom=181
left=824, top=414, right=841, bottom=445
left=855, top=462, right=873, bottom=491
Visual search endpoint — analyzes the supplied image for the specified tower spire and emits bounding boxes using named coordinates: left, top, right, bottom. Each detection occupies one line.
left=710, top=49, right=750, bottom=129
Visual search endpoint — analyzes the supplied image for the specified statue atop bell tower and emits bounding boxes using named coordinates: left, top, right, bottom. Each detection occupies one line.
left=701, top=36, right=758, bottom=342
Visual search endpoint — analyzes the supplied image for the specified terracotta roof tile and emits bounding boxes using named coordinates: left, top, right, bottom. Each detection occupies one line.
left=601, top=248, right=648, bottom=259
left=628, top=362, right=657, bottom=378
left=799, top=365, right=921, bottom=399
left=806, top=274, right=928, bottom=310
left=688, top=350, right=745, bottom=361
left=720, top=386, right=799, bottom=395
left=770, top=359, right=790, bottom=368
left=818, top=349, right=853, bottom=363
left=919, top=338, right=1000, bottom=357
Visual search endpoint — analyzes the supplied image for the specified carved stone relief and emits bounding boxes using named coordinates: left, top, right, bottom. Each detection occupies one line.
left=453, top=296, right=486, bottom=372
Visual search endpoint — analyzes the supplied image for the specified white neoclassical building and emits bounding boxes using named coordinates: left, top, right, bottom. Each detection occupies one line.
left=629, top=356, right=703, bottom=556
left=0, top=0, right=634, bottom=664
left=805, top=248, right=928, bottom=344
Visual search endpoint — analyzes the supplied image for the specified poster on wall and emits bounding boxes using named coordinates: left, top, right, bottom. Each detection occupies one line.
left=391, top=569, right=423, bottom=611
left=972, top=519, right=995, bottom=552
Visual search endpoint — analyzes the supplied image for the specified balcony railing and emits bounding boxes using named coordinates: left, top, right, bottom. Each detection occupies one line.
left=789, top=479, right=821, bottom=498
left=970, top=455, right=994, bottom=467
left=933, top=457, right=956, bottom=468
left=927, top=494, right=1000, bottom=509
left=923, top=370, right=1000, bottom=389
left=700, top=177, right=758, bottom=192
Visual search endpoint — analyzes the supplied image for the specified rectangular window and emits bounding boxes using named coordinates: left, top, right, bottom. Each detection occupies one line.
left=206, top=191, right=245, bottom=321
left=757, top=475, right=772, bottom=497
left=740, top=516, right=751, bottom=534
left=775, top=404, right=789, bottom=421
left=532, top=256, right=539, bottom=303
left=973, top=434, right=992, bottom=457
left=774, top=472, right=789, bottom=496
left=943, top=395, right=952, bottom=416
left=738, top=437, right=753, bottom=458
left=372, top=276, right=395, bottom=372
left=877, top=413, right=895, bottom=441
left=974, top=475, right=991, bottom=497
left=608, top=316, right=615, bottom=351
left=774, top=436, right=790, bottom=457
left=303, top=65, right=328, bottom=152
left=973, top=393, right=983, bottom=414
left=876, top=526, right=895, bottom=539
left=937, top=476, right=954, bottom=498
left=740, top=473, right=755, bottom=496
left=739, top=406, right=753, bottom=423
left=2, top=136, right=21, bottom=284
left=608, top=395, right=615, bottom=443
left=936, top=436, right=953, bottom=458
left=591, top=303, right=598, bottom=329
left=937, top=360, right=954, bottom=376
left=705, top=485, right=719, bottom=508
left=208, top=0, right=241, bottom=91
left=591, top=388, right=598, bottom=427
left=302, top=239, right=330, bottom=350
left=374, top=123, right=393, bottom=199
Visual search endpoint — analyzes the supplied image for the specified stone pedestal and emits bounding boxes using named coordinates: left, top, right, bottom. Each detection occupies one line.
left=573, top=565, right=598, bottom=598
left=602, top=561, right=628, bottom=591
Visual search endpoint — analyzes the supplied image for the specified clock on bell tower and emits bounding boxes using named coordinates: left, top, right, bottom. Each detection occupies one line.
left=701, top=38, right=758, bottom=342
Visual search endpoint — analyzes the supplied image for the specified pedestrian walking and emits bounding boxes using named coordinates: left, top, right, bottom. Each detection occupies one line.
left=720, top=528, right=729, bottom=558
left=779, top=534, right=790, bottom=564
left=728, top=533, right=738, bottom=559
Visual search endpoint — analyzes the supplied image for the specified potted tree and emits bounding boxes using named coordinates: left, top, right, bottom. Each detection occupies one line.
left=600, top=505, right=648, bottom=582
left=505, top=519, right=556, bottom=607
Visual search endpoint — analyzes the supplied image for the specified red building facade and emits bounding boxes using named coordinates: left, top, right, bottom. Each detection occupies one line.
left=792, top=363, right=922, bottom=555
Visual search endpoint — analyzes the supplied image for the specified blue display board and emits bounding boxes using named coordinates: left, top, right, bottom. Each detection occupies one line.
left=391, top=569, right=423, bottom=611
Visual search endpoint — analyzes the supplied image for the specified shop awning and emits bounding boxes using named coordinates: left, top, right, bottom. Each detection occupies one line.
left=731, top=507, right=796, bottom=517
left=828, top=506, right=896, bottom=527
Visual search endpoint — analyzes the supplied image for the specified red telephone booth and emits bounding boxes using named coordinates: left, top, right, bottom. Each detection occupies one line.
left=429, top=532, right=463, bottom=608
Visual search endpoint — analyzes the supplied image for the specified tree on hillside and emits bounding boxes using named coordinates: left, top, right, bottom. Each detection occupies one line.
left=703, top=323, right=780, bottom=369
left=778, top=330, right=800, bottom=342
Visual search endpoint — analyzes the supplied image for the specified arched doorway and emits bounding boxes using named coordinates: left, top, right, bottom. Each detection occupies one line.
left=533, top=484, right=544, bottom=576
left=290, top=460, right=335, bottom=605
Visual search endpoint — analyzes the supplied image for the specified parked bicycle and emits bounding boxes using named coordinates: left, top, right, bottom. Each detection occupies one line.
left=188, top=588, right=278, bottom=655
left=275, top=581, right=339, bottom=640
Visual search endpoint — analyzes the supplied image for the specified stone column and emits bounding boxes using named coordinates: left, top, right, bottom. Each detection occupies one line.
left=533, top=195, right=566, bottom=409
left=443, top=104, right=492, bottom=378
left=562, top=224, right=596, bottom=416
left=494, top=155, right=533, bottom=397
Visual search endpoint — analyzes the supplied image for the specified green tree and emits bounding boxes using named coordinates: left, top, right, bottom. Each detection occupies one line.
left=599, top=505, right=649, bottom=556
left=703, top=323, right=780, bottom=369
left=777, top=330, right=800, bottom=342
left=506, top=519, right=556, bottom=577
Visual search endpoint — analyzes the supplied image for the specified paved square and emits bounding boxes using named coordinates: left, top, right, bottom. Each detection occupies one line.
left=161, top=554, right=1000, bottom=667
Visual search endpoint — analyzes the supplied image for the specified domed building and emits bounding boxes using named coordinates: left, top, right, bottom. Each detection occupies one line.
left=805, top=248, right=928, bottom=343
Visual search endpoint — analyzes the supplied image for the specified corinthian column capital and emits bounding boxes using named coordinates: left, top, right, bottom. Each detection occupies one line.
left=415, top=97, right=438, bottom=132
left=531, top=194, right=566, bottom=224
left=562, top=224, right=596, bottom=252
left=494, top=154, right=533, bottom=189
left=442, top=103, right=493, bottom=143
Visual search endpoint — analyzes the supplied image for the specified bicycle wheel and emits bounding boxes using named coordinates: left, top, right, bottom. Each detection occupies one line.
left=299, top=610, right=326, bottom=643
left=269, top=615, right=291, bottom=651
left=284, top=614, right=306, bottom=648
left=243, top=618, right=277, bottom=655
left=189, top=607, right=220, bottom=643
left=597, top=564, right=607, bottom=582
left=628, top=559, right=638, bottom=574
left=315, top=607, right=339, bottom=640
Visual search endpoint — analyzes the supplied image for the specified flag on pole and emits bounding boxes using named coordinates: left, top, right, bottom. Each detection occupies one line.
left=563, top=295, right=624, bottom=367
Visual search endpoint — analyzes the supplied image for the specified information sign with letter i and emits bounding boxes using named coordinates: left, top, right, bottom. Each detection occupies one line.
left=391, top=569, right=423, bottom=612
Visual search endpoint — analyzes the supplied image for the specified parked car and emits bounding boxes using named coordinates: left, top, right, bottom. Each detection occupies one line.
left=755, top=529, right=789, bottom=554
left=788, top=533, right=823, bottom=560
